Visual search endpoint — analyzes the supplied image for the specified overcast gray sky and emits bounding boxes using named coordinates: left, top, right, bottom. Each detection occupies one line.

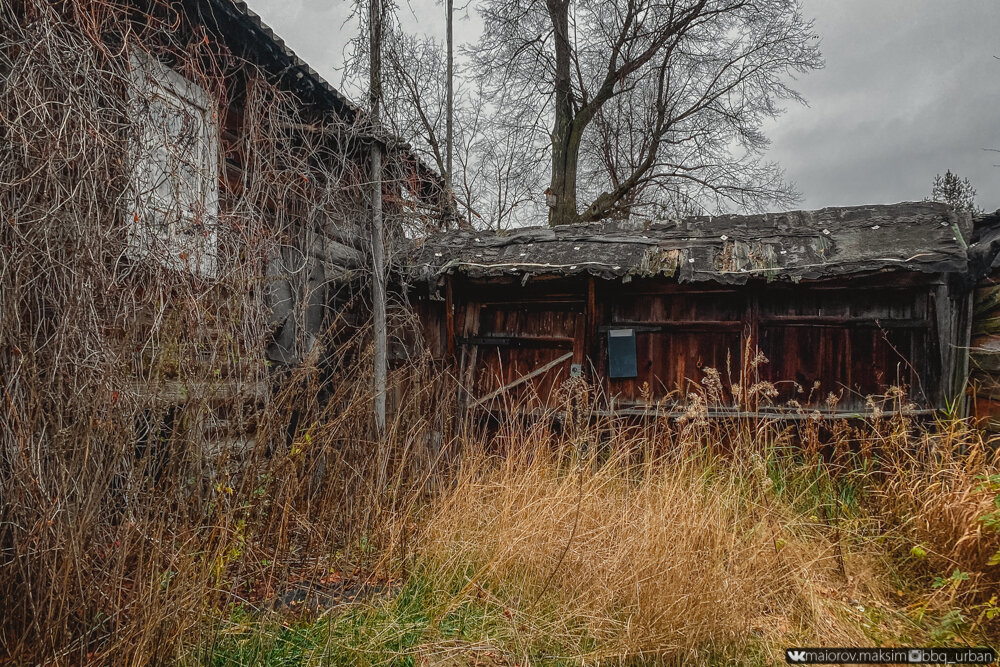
left=249, top=0, right=1000, bottom=213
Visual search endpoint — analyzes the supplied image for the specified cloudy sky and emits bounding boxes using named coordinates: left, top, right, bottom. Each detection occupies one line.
left=248, top=0, right=1000, bottom=212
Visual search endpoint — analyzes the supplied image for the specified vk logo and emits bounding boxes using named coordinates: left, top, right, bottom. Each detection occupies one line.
left=786, top=649, right=807, bottom=663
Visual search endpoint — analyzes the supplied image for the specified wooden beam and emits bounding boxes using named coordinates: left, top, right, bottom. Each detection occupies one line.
left=584, top=276, right=596, bottom=367
left=598, top=321, right=742, bottom=332
left=469, top=299, right=584, bottom=311
left=594, top=406, right=939, bottom=420
left=759, top=316, right=930, bottom=328
left=458, top=335, right=574, bottom=349
left=308, top=236, right=366, bottom=269
left=934, top=284, right=954, bottom=408
left=474, top=403, right=939, bottom=421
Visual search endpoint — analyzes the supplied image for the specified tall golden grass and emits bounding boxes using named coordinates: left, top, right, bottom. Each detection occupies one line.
left=387, top=365, right=1000, bottom=661
left=412, top=439, right=905, bottom=661
left=416, top=442, right=846, bottom=659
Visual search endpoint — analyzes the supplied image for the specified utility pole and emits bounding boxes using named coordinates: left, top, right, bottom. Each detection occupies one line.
left=369, top=0, right=387, bottom=437
left=445, top=0, right=454, bottom=227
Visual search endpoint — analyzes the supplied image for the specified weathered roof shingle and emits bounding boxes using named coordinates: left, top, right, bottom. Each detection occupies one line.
left=409, top=202, right=973, bottom=285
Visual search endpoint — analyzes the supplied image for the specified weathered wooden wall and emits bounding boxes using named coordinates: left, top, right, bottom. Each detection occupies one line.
left=420, top=272, right=956, bottom=415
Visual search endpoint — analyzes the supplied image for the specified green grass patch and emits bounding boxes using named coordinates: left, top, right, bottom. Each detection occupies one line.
left=191, top=570, right=602, bottom=666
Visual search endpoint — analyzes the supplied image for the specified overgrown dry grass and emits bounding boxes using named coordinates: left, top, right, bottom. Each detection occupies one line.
left=5, top=356, right=1000, bottom=665
left=198, top=402, right=1000, bottom=666
left=407, top=428, right=999, bottom=663
left=417, top=442, right=841, bottom=659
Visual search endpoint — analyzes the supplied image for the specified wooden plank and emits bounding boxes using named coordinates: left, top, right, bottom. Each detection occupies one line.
left=759, top=315, right=930, bottom=328
left=933, top=284, right=953, bottom=408
left=969, top=378, right=1000, bottom=402
left=600, top=320, right=742, bottom=332
left=471, top=299, right=584, bottom=311
left=573, top=312, right=585, bottom=365
left=970, top=348, right=1000, bottom=372
left=973, top=316, right=1000, bottom=335
left=584, top=276, right=596, bottom=369
left=458, top=301, right=481, bottom=409
left=594, top=406, right=938, bottom=420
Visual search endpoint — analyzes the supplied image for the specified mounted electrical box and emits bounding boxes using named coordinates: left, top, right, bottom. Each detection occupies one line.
left=608, top=328, right=637, bottom=378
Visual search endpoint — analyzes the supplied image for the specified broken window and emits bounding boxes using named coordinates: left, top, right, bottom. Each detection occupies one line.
left=127, top=52, right=218, bottom=277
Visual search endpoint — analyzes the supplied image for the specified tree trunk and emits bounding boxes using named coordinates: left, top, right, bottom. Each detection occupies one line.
left=547, top=0, right=578, bottom=226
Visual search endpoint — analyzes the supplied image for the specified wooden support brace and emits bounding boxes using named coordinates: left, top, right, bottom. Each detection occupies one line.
left=470, top=352, right=573, bottom=408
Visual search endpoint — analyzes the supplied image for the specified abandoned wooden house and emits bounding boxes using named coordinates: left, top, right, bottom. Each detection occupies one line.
left=4, top=0, right=441, bottom=452
left=119, top=0, right=439, bottom=360
left=409, top=202, right=986, bottom=418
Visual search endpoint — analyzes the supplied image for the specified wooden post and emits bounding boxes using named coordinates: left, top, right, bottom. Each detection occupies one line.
left=459, top=301, right=481, bottom=410
left=445, top=275, right=456, bottom=360
left=585, top=276, right=597, bottom=371
left=744, top=285, right=761, bottom=394
left=572, top=314, right=585, bottom=366
left=955, top=289, right=975, bottom=416
left=369, top=0, right=386, bottom=436
left=934, top=283, right=954, bottom=410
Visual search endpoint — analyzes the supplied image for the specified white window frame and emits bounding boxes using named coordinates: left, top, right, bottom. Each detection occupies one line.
left=127, top=52, right=219, bottom=278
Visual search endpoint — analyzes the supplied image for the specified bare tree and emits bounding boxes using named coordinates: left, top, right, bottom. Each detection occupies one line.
left=382, top=35, right=451, bottom=206
left=471, top=0, right=822, bottom=225
left=461, top=86, right=549, bottom=229
left=380, top=32, right=547, bottom=230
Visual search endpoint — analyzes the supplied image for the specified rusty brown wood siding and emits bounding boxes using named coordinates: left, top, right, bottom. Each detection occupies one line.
left=423, top=272, right=949, bottom=413
left=449, top=277, right=584, bottom=409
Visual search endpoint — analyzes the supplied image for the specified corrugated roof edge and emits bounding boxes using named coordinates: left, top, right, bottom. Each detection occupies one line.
left=226, top=1, right=361, bottom=116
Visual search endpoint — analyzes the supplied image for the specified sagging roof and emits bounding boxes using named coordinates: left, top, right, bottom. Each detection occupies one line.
left=409, top=202, right=974, bottom=285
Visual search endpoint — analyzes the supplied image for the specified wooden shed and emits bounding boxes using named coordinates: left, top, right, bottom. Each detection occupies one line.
left=408, top=202, right=979, bottom=418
